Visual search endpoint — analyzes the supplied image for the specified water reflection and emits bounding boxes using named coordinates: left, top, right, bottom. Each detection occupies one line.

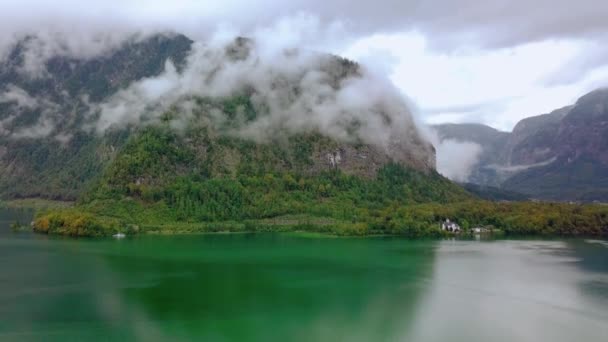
left=2, top=208, right=607, bottom=342
left=567, top=240, right=608, bottom=306
left=405, top=240, right=608, bottom=342
left=99, top=236, right=438, bottom=341
left=0, top=226, right=438, bottom=341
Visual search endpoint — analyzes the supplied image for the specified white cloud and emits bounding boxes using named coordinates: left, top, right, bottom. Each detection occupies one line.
left=0, top=86, right=38, bottom=109
left=1, top=1, right=607, bottom=134
left=435, top=139, right=483, bottom=183
left=91, top=33, right=435, bottom=171
left=424, top=129, right=483, bottom=182
left=342, top=32, right=608, bottom=131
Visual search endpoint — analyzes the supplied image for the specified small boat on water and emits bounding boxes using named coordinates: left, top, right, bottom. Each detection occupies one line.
left=113, top=233, right=126, bottom=239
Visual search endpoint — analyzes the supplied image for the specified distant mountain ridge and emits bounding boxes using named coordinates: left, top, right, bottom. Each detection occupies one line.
left=434, top=88, right=608, bottom=201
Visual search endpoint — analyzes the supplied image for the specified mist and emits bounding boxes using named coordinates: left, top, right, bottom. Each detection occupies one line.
left=93, top=33, right=426, bottom=150
left=0, top=10, right=441, bottom=172
left=425, top=129, right=483, bottom=182
left=486, top=157, right=557, bottom=173
left=0, top=86, right=38, bottom=109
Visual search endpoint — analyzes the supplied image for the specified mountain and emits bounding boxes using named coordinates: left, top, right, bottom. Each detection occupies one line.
left=433, top=88, right=608, bottom=201
left=556, top=89, right=608, bottom=166
left=504, top=89, right=608, bottom=200
left=2, top=32, right=606, bottom=238
left=506, top=105, right=570, bottom=166
left=0, top=32, right=458, bottom=215
left=0, top=34, right=193, bottom=200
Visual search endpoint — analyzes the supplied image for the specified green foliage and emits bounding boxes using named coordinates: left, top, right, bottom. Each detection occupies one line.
left=380, top=201, right=608, bottom=237
left=33, top=119, right=608, bottom=238
left=0, top=131, right=127, bottom=201
left=5, top=80, right=605, bottom=238
left=32, top=209, right=120, bottom=237
left=222, top=95, right=257, bottom=122
left=0, top=34, right=193, bottom=201
left=10, top=221, right=28, bottom=232
left=88, top=126, right=195, bottom=200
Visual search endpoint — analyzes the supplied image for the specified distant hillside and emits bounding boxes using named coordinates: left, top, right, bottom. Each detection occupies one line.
left=434, top=88, right=608, bottom=201
left=461, top=183, right=529, bottom=202
left=503, top=89, right=608, bottom=200
left=506, top=106, right=570, bottom=165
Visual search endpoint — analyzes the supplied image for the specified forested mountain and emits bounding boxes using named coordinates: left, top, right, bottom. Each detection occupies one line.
left=0, top=32, right=456, bottom=217
left=0, top=33, right=439, bottom=201
left=2, top=32, right=606, bottom=238
left=434, top=89, right=608, bottom=201
left=0, top=34, right=193, bottom=199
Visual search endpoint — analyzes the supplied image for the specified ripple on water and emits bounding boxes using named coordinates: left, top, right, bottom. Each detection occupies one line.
left=585, top=239, right=608, bottom=248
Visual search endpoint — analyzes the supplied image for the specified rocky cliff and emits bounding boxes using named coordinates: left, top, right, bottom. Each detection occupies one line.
left=434, top=88, right=608, bottom=201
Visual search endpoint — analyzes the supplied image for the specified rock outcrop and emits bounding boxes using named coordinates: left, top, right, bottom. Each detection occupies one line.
left=433, top=88, right=608, bottom=201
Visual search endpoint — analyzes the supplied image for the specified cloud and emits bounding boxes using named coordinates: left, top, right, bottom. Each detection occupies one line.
left=0, top=86, right=62, bottom=138
left=92, top=32, right=431, bottom=161
left=485, top=157, right=557, bottom=173
left=0, top=116, right=15, bottom=136
left=2, top=1, right=607, bottom=56
left=435, top=140, right=483, bottom=183
left=11, top=117, right=55, bottom=139
left=12, top=32, right=153, bottom=78
left=541, top=40, right=608, bottom=86
left=424, top=129, right=483, bottom=182
left=405, top=1, right=608, bottom=50
left=342, top=31, right=607, bottom=130
left=1, top=0, right=606, bottom=148
left=0, top=85, right=38, bottom=109
left=0, top=11, right=434, bottom=171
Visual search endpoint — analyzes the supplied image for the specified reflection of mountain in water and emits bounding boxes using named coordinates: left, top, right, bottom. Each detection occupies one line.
left=101, top=235, right=439, bottom=341
left=2, top=230, right=607, bottom=341
left=405, top=240, right=608, bottom=342
left=0, top=231, right=438, bottom=341
left=566, top=240, right=608, bottom=306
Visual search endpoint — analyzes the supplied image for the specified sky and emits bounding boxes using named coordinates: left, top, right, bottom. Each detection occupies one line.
left=1, top=0, right=608, bottom=131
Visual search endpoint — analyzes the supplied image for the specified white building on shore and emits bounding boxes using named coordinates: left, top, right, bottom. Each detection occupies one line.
left=441, top=219, right=461, bottom=232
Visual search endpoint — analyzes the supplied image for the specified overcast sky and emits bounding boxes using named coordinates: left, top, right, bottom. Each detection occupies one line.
left=1, top=0, right=607, bottom=131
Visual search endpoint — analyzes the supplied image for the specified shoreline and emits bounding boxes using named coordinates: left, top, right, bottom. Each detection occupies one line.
left=13, top=225, right=608, bottom=241
left=4, top=199, right=607, bottom=239
left=0, top=198, right=74, bottom=210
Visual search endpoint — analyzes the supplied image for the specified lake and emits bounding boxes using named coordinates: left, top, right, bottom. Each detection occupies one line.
left=1, top=208, right=607, bottom=341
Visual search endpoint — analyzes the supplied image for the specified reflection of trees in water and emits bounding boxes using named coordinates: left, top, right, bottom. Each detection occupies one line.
left=566, top=240, right=608, bottom=305
left=0, top=235, right=170, bottom=341
left=0, top=233, right=439, bottom=340
left=0, top=208, right=33, bottom=233
left=99, top=235, right=439, bottom=341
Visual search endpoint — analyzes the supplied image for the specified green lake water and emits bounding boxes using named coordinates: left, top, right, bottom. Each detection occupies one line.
left=1, top=208, right=607, bottom=341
